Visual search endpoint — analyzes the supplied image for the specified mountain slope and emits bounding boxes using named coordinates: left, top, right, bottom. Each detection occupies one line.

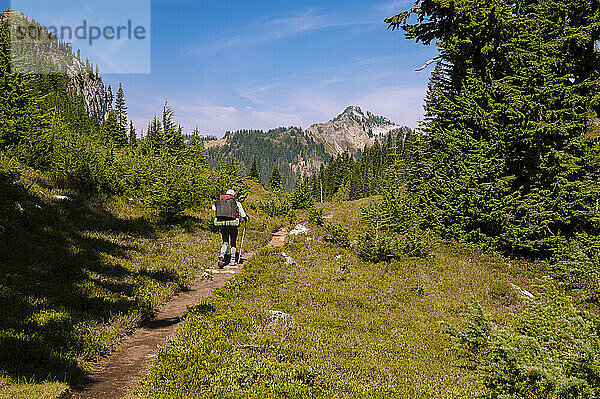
left=307, top=105, right=401, bottom=155
left=205, top=107, right=410, bottom=189
left=3, top=10, right=113, bottom=120
left=205, top=127, right=330, bottom=190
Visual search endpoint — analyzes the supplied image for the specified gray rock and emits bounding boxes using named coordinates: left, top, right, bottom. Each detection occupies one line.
left=510, top=283, right=534, bottom=299
left=289, top=224, right=309, bottom=236
left=281, top=252, right=295, bottom=266
left=306, top=106, right=400, bottom=155
left=268, top=310, right=292, bottom=326
left=52, top=195, right=73, bottom=201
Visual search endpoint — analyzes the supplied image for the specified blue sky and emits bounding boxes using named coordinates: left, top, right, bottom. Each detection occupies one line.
left=5, top=0, right=438, bottom=136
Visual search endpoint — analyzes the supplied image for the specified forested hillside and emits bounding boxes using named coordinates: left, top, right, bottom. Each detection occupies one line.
left=0, top=9, right=246, bottom=395
left=205, top=127, right=330, bottom=190
left=0, top=9, right=238, bottom=218
left=3, top=1, right=600, bottom=398
left=205, top=106, right=414, bottom=191
left=309, top=126, right=416, bottom=202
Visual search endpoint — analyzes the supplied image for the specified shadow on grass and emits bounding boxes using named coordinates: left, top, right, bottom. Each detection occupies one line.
left=144, top=316, right=180, bottom=330
left=0, top=176, right=183, bottom=388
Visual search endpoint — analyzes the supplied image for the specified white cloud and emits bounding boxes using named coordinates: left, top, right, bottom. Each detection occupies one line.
left=374, top=0, right=413, bottom=15
left=191, top=10, right=376, bottom=55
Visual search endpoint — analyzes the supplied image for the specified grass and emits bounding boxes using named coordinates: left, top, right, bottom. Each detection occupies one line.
left=0, top=379, right=68, bottom=399
left=136, top=199, right=539, bottom=398
left=0, top=163, right=541, bottom=397
left=0, top=161, right=284, bottom=397
left=0, top=160, right=231, bottom=395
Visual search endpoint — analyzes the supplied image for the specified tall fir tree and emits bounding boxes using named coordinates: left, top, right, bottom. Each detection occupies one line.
left=146, top=116, right=163, bottom=153
left=100, top=110, right=119, bottom=146
left=386, top=0, right=600, bottom=258
left=162, top=100, right=183, bottom=156
left=291, top=177, right=314, bottom=209
left=113, top=83, right=128, bottom=147
left=269, top=165, right=283, bottom=191
left=129, top=120, right=136, bottom=146
left=249, top=157, right=261, bottom=184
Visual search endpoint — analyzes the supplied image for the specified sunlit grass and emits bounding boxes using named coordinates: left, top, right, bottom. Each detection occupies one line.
left=0, top=162, right=223, bottom=394
left=137, top=199, right=538, bottom=398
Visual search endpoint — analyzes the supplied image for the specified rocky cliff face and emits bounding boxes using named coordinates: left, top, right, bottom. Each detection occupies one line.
left=306, top=106, right=400, bottom=155
left=3, top=10, right=113, bottom=120
left=66, top=62, right=113, bottom=120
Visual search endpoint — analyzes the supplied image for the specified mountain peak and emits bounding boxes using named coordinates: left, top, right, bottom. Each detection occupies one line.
left=343, top=105, right=363, bottom=114
left=337, top=105, right=365, bottom=121
left=307, top=106, right=400, bottom=155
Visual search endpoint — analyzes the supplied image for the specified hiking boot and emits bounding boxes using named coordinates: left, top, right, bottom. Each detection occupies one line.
left=218, top=255, right=225, bottom=269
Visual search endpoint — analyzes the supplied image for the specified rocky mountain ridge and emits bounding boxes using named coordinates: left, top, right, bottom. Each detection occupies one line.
left=3, top=10, right=113, bottom=120
left=207, top=106, right=403, bottom=156
left=306, top=105, right=401, bottom=155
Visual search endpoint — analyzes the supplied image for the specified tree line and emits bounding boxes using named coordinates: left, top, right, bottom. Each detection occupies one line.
left=0, top=10, right=244, bottom=217
left=381, top=1, right=600, bottom=396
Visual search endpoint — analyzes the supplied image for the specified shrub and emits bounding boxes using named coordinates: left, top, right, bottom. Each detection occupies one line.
left=307, top=206, right=325, bottom=226
left=357, top=228, right=435, bottom=262
left=259, top=192, right=292, bottom=217
left=358, top=186, right=435, bottom=261
left=323, top=221, right=350, bottom=248
left=448, top=281, right=600, bottom=398
left=290, top=178, right=314, bottom=210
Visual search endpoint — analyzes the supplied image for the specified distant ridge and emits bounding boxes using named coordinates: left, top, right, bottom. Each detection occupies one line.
left=306, top=105, right=401, bottom=155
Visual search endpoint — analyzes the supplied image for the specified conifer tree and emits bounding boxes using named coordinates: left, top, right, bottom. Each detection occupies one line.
left=113, top=83, right=128, bottom=147
left=223, top=156, right=241, bottom=177
left=249, top=157, right=261, bottom=184
left=162, top=100, right=183, bottom=156
left=386, top=0, right=600, bottom=257
left=100, top=110, right=119, bottom=145
left=129, top=121, right=136, bottom=146
left=146, top=116, right=163, bottom=153
left=291, top=177, right=314, bottom=209
left=269, top=165, right=283, bottom=191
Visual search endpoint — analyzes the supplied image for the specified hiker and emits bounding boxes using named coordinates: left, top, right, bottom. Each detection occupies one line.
left=213, top=189, right=249, bottom=267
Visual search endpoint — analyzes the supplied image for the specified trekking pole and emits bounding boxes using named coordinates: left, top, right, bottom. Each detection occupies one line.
left=238, top=219, right=247, bottom=264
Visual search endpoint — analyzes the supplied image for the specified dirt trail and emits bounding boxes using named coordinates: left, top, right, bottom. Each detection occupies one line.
left=70, top=227, right=288, bottom=399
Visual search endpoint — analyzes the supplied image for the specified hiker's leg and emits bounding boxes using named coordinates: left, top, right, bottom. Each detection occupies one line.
left=220, top=229, right=229, bottom=256
left=230, top=228, right=239, bottom=261
left=231, top=228, right=238, bottom=249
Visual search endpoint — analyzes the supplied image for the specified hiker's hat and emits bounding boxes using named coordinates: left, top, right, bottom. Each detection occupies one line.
left=226, top=189, right=236, bottom=196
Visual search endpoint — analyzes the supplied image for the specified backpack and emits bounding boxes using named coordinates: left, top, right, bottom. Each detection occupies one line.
left=214, top=194, right=240, bottom=227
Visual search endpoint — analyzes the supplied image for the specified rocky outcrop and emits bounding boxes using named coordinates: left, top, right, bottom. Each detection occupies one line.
left=66, top=62, right=113, bottom=120
left=306, top=106, right=400, bottom=155
left=3, top=10, right=113, bottom=120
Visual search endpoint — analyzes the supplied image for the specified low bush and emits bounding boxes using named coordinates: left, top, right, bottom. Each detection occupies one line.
left=358, top=186, right=435, bottom=261
left=259, top=192, right=292, bottom=217
left=307, top=206, right=325, bottom=226
left=357, top=227, right=435, bottom=262
left=323, top=221, right=350, bottom=248
left=448, top=280, right=600, bottom=398
left=290, top=178, right=314, bottom=210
